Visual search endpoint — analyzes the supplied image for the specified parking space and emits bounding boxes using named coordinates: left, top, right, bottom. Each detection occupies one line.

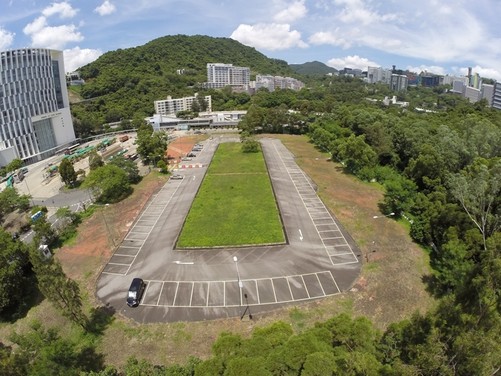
left=139, top=271, right=340, bottom=308
left=101, top=180, right=183, bottom=275
left=272, top=141, right=359, bottom=266
left=97, top=136, right=360, bottom=321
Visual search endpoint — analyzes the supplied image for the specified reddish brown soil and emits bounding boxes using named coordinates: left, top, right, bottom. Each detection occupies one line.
left=165, top=135, right=206, bottom=164
left=57, top=174, right=168, bottom=291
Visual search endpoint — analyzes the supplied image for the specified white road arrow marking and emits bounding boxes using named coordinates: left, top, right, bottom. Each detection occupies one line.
left=299, top=229, right=303, bottom=241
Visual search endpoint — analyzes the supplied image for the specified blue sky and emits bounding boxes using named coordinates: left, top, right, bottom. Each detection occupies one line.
left=1, top=0, right=500, bottom=80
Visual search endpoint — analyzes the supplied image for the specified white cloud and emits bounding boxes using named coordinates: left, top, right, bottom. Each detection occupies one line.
left=406, top=65, right=446, bottom=76
left=231, top=23, right=308, bottom=50
left=63, top=46, right=102, bottom=72
left=310, top=0, right=499, bottom=75
left=309, top=31, right=351, bottom=49
left=0, top=27, right=15, bottom=50
left=95, top=1, right=117, bottom=16
left=327, top=55, right=378, bottom=70
left=22, top=2, right=83, bottom=50
left=334, top=0, right=400, bottom=25
left=451, top=65, right=501, bottom=82
left=42, top=1, right=78, bottom=19
left=273, top=0, right=307, bottom=23
left=23, top=16, right=83, bottom=50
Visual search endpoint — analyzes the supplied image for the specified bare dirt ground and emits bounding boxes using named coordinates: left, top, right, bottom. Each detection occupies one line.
left=165, top=135, right=207, bottom=165
left=4, top=134, right=433, bottom=368
left=57, top=173, right=169, bottom=292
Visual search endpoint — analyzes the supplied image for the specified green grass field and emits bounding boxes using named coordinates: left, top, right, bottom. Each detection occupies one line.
left=176, top=142, right=284, bottom=247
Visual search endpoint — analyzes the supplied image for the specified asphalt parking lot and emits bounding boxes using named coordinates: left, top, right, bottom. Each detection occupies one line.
left=96, top=136, right=361, bottom=322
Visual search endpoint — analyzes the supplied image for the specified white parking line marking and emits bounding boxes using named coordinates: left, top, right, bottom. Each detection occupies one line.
left=156, top=282, right=164, bottom=306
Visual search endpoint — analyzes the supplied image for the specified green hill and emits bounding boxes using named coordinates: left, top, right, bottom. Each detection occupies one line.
left=72, top=34, right=297, bottom=126
left=289, top=61, right=338, bottom=76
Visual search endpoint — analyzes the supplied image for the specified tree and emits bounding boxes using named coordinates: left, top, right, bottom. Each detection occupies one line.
left=29, top=250, right=88, bottom=329
left=335, top=134, right=377, bottom=175
left=109, top=155, right=141, bottom=183
left=59, top=158, right=77, bottom=187
left=0, top=187, right=30, bottom=222
left=83, top=164, right=132, bottom=203
left=6, top=158, right=23, bottom=173
left=136, top=124, right=168, bottom=165
left=241, top=138, right=259, bottom=153
left=0, top=228, right=33, bottom=319
left=9, top=321, right=103, bottom=374
left=31, top=212, right=56, bottom=247
left=88, top=149, right=104, bottom=171
left=447, top=158, right=501, bottom=251
left=0, top=342, right=26, bottom=375
left=156, top=160, right=168, bottom=174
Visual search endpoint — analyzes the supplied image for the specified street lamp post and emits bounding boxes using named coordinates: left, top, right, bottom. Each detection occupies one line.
left=367, top=212, right=396, bottom=261
left=233, top=256, right=252, bottom=320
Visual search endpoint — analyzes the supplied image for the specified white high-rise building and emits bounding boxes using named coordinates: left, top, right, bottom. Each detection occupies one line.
left=0, top=48, right=75, bottom=165
left=206, top=63, right=250, bottom=88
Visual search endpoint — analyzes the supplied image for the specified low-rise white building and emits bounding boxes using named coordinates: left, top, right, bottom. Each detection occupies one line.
left=154, top=93, right=212, bottom=116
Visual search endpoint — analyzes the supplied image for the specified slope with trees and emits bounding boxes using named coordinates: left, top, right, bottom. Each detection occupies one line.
left=71, top=34, right=297, bottom=134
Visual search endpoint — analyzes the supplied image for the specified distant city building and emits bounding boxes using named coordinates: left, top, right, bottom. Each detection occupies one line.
left=367, top=66, right=392, bottom=84
left=492, top=82, right=501, bottom=111
left=481, top=84, right=494, bottom=106
left=205, top=63, right=250, bottom=89
left=0, top=48, right=76, bottom=165
left=390, top=74, right=408, bottom=91
left=419, top=73, right=441, bottom=87
left=452, top=79, right=467, bottom=94
left=255, top=75, right=304, bottom=92
left=464, top=86, right=481, bottom=103
left=366, top=66, right=407, bottom=91
left=442, top=75, right=466, bottom=86
left=154, top=93, right=212, bottom=116
left=340, top=67, right=363, bottom=77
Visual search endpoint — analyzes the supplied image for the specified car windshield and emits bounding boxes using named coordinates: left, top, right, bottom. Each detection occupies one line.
left=128, top=291, right=137, bottom=298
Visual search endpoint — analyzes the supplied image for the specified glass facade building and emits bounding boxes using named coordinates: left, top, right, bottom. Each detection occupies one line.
left=0, top=48, right=75, bottom=165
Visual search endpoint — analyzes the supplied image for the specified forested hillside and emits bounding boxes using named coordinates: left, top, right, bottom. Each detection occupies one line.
left=71, top=34, right=295, bottom=132
left=289, top=60, right=338, bottom=76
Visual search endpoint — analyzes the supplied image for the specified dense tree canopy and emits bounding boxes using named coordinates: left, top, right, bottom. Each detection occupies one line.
left=0, top=228, right=33, bottom=319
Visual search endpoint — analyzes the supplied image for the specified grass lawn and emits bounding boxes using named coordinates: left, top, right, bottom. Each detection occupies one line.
left=176, top=142, right=284, bottom=247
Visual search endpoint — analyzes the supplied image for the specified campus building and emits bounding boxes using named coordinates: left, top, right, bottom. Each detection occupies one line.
left=154, top=93, right=212, bottom=116
left=255, top=75, right=305, bottom=92
left=205, top=63, right=250, bottom=88
left=0, top=48, right=75, bottom=165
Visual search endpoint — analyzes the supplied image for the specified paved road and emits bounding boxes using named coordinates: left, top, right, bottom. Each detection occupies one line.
left=96, top=136, right=361, bottom=322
